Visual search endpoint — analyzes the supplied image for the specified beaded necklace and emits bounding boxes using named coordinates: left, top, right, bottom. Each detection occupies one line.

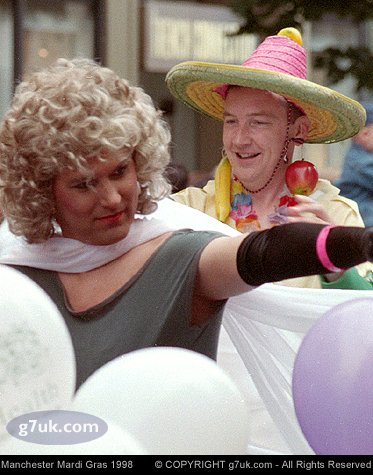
left=232, top=155, right=283, bottom=195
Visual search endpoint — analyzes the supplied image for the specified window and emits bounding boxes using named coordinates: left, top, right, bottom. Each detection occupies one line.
left=12, top=0, right=104, bottom=87
left=0, top=1, right=14, bottom=118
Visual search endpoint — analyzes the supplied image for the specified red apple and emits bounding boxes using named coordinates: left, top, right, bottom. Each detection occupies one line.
left=285, top=160, right=318, bottom=196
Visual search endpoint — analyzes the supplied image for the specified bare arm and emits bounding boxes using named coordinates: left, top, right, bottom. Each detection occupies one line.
left=197, top=234, right=252, bottom=300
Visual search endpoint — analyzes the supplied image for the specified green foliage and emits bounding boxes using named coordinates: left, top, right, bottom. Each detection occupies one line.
left=315, top=47, right=373, bottom=91
left=229, top=0, right=373, bottom=91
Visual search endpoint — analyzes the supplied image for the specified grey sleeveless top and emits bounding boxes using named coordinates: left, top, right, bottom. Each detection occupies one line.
left=10, top=230, right=226, bottom=389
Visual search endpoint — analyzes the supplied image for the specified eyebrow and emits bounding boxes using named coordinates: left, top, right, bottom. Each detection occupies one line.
left=223, top=110, right=276, bottom=118
left=68, top=159, right=128, bottom=184
left=69, top=175, right=94, bottom=187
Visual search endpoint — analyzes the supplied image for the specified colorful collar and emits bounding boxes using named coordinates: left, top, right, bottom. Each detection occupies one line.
left=229, top=180, right=298, bottom=232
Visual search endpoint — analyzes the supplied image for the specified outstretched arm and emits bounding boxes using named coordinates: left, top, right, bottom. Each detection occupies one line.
left=197, top=223, right=373, bottom=301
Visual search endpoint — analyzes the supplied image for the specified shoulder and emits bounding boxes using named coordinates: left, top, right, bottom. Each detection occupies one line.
left=171, top=180, right=215, bottom=210
left=167, top=229, right=225, bottom=248
left=315, top=179, right=358, bottom=206
left=314, top=179, right=364, bottom=225
left=154, top=230, right=225, bottom=266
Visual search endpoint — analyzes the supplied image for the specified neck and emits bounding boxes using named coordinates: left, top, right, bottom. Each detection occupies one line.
left=250, top=176, right=286, bottom=208
left=237, top=162, right=287, bottom=199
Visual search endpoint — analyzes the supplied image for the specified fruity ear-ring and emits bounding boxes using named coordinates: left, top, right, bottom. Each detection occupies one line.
left=285, top=158, right=318, bottom=196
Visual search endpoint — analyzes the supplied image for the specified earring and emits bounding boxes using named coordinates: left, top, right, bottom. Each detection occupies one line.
left=136, top=181, right=141, bottom=197
left=291, top=138, right=305, bottom=161
left=51, top=217, right=62, bottom=236
left=300, top=143, right=305, bottom=161
left=292, top=138, right=305, bottom=145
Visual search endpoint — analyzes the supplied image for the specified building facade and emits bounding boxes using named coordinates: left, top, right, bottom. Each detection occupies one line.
left=1, top=0, right=372, bottom=179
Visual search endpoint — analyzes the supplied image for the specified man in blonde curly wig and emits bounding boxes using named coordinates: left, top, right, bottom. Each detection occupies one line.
left=0, top=57, right=371, bottom=394
left=0, top=58, right=171, bottom=243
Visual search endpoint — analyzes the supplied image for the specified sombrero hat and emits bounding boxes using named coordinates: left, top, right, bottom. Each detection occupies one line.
left=166, top=28, right=366, bottom=144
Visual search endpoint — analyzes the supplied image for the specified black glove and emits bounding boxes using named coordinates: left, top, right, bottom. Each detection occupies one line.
left=363, top=227, right=373, bottom=262
left=327, top=226, right=373, bottom=266
left=237, top=223, right=372, bottom=286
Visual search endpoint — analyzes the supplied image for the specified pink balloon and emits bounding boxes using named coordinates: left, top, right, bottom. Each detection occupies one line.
left=292, top=298, right=373, bottom=455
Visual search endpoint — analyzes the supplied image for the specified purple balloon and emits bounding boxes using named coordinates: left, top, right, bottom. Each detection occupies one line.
left=292, top=297, right=373, bottom=455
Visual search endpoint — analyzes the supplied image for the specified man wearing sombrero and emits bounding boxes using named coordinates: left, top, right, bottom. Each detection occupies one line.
left=167, top=27, right=372, bottom=290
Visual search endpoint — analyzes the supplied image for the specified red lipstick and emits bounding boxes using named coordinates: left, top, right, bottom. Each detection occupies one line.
left=97, top=211, right=124, bottom=224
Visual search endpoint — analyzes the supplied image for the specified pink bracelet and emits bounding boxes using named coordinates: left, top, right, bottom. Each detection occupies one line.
left=316, top=225, right=346, bottom=273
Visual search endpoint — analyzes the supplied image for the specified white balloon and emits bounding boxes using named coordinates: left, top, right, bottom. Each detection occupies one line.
left=0, top=420, right=147, bottom=455
left=73, top=347, right=250, bottom=455
left=0, top=265, right=75, bottom=445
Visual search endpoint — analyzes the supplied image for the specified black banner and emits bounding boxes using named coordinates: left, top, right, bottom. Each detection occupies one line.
left=0, top=455, right=372, bottom=472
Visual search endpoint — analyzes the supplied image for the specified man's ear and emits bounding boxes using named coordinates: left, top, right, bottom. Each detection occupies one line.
left=353, top=124, right=373, bottom=151
left=293, top=115, right=311, bottom=142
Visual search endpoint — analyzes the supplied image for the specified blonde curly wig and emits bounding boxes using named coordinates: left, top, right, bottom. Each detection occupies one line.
left=0, top=58, right=172, bottom=243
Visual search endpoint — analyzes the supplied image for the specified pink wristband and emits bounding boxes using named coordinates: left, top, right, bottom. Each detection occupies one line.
left=316, top=225, right=346, bottom=273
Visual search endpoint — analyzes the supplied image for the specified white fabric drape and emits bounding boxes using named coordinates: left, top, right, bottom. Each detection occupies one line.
left=153, top=199, right=368, bottom=454
left=0, top=198, right=368, bottom=454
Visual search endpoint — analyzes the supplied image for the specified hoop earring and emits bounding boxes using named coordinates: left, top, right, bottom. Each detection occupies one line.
left=136, top=181, right=141, bottom=197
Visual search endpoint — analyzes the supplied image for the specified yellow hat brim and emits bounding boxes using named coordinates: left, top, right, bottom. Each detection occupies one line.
left=166, top=61, right=366, bottom=144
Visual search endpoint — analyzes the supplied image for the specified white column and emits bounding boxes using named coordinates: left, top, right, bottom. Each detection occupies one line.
left=105, top=0, right=140, bottom=85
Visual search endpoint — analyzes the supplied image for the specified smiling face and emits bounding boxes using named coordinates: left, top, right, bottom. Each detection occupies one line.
left=223, top=87, right=292, bottom=190
left=53, top=151, right=138, bottom=246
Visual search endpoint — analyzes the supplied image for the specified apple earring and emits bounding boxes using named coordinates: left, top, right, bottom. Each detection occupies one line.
left=285, top=139, right=318, bottom=196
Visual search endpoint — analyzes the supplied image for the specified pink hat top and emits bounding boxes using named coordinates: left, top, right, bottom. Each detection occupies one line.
left=215, top=35, right=306, bottom=98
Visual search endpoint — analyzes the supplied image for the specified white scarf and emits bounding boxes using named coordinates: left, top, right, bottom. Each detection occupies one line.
left=0, top=215, right=175, bottom=273
left=0, top=199, right=237, bottom=273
